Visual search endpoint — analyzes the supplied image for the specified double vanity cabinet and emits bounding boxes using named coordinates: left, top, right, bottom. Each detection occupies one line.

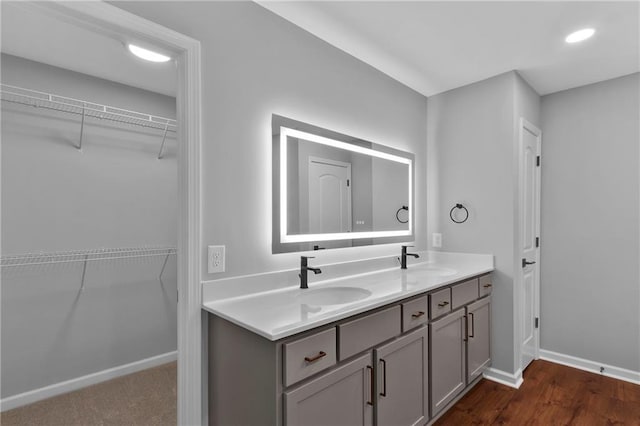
left=208, top=273, right=492, bottom=426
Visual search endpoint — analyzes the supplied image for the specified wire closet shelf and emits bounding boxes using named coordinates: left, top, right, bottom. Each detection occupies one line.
left=1, top=247, right=177, bottom=291
left=0, top=84, right=177, bottom=158
left=1, top=247, right=177, bottom=268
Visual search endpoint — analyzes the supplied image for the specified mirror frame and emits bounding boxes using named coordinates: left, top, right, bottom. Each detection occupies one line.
left=272, top=115, right=414, bottom=252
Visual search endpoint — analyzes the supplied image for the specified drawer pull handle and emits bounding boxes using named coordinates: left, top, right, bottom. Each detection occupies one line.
left=438, top=301, right=450, bottom=308
left=304, top=351, right=327, bottom=364
left=366, top=365, right=374, bottom=406
left=411, top=311, right=425, bottom=318
left=483, top=283, right=492, bottom=288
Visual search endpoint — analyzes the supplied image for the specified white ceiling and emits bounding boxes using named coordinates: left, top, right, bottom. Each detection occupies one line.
left=0, top=2, right=177, bottom=97
left=2, top=2, right=638, bottom=98
left=258, top=1, right=640, bottom=96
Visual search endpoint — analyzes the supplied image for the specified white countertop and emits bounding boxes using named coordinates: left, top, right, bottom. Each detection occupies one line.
left=202, top=252, right=493, bottom=341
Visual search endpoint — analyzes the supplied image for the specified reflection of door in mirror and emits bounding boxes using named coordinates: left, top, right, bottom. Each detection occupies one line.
left=307, top=157, right=353, bottom=250
left=308, top=157, right=352, bottom=234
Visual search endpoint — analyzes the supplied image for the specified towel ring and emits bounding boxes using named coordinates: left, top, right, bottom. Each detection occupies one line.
left=449, top=203, right=469, bottom=224
left=396, top=205, right=409, bottom=224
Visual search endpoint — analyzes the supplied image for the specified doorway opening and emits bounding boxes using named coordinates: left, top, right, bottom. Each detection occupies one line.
left=0, top=2, right=202, bottom=424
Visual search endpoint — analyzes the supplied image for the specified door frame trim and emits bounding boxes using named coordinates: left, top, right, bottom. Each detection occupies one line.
left=16, top=2, right=204, bottom=424
left=515, top=117, right=542, bottom=373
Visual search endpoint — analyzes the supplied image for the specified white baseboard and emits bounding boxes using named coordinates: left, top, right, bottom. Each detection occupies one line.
left=483, top=367, right=523, bottom=388
left=0, top=351, right=177, bottom=412
left=539, top=349, right=640, bottom=385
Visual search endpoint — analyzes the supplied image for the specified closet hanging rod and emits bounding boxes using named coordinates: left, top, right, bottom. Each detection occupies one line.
left=0, top=84, right=177, bottom=133
left=1, top=246, right=176, bottom=268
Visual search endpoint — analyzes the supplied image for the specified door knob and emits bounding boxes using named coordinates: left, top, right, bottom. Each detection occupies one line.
left=522, top=258, right=536, bottom=268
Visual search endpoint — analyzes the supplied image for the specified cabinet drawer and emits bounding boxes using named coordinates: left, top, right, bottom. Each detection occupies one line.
left=429, top=287, right=451, bottom=320
left=402, top=296, right=429, bottom=332
left=283, top=328, right=337, bottom=387
left=451, top=278, right=479, bottom=310
left=479, top=274, right=493, bottom=297
left=338, top=305, right=401, bottom=360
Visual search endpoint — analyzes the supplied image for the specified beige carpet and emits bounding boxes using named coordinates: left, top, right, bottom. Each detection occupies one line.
left=1, top=362, right=176, bottom=426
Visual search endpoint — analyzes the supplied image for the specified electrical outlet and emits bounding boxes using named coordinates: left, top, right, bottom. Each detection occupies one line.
left=208, top=245, right=225, bottom=273
left=432, top=233, right=442, bottom=248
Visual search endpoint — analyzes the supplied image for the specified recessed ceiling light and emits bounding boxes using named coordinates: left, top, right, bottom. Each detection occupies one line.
left=565, top=28, right=595, bottom=44
left=127, top=44, right=171, bottom=63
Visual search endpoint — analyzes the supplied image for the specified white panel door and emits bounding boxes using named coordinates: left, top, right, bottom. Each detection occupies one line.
left=520, top=119, right=541, bottom=371
left=308, top=157, right=352, bottom=234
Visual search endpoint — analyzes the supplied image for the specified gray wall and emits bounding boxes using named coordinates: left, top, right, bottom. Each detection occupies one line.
left=114, top=1, right=428, bottom=280
left=1, top=54, right=178, bottom=397
left=427, top=71, right=540, bottom=374
left=540, top=73, right=640, bottom=372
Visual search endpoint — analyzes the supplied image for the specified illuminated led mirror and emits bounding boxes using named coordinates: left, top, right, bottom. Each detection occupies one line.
left=272, top=115, right=414, bottom=254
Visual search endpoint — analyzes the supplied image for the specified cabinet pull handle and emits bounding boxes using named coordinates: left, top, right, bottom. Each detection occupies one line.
left=366, top=365, right=374, bottom=406
left=469, top=312, right=475, bottom=338
left=438, top=301, right=449, bottom=308
left=304, top=351, right=327, bottom=364
left=379, top=359, right=387, bottom=397
left=483, top=283, right=492, bottom=288
left=464, top=315, right=468, bottom=342
left=411, top=311, right=425, bottom=318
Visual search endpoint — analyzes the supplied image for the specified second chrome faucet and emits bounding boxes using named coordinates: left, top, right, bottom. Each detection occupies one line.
left=299, top=256, right=322, bottom=289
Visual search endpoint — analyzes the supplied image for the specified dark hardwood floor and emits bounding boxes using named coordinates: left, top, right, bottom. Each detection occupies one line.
left=435, top=360, right=640, bottom=425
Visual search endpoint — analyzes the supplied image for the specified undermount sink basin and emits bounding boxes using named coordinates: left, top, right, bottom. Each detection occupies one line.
left=298, top=286, right=372, bottom=306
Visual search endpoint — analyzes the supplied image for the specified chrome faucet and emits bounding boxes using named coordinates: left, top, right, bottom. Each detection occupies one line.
left=400, top=245, right=420, bottom=269
left=299, top=256, right=322, bottom=289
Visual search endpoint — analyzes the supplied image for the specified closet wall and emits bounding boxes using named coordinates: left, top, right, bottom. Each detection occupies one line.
left=1, top=54, right=178, bottom=400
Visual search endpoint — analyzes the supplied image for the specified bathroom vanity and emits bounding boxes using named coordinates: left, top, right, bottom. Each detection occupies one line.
left=203, top=254, right=493, bottom=425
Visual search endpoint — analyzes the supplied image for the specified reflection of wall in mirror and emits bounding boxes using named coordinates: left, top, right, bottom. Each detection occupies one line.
left=286, top=136, right=300, bottom=235
left=372, top=158, right=410, bottom=231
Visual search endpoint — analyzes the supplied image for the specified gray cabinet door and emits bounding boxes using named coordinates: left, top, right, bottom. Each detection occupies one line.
left=466, top=297, right=491, bottom=383
left=284, top=353, right=374, bottom=426
left=375, top=327, right=429, bottom=426
left=429, top=308, right=465, bottom=416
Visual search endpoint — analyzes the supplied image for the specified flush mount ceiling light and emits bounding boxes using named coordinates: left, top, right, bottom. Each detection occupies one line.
left=127, top=44, right=171, bottom=63
left=565, top=28, right=595, bottom=44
